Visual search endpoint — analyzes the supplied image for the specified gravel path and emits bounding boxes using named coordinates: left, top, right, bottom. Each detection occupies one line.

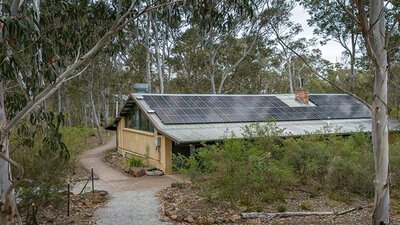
left=95, top=190, right=170, bottom=225
left=79, top=135, right=179, bottom=225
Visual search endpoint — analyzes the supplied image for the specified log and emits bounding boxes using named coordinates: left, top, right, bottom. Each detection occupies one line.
left=241, top=204, right=373, bottom=220
left=336, top=204, right=373, bottom=216
left=241, top=211, right=334, bottom=220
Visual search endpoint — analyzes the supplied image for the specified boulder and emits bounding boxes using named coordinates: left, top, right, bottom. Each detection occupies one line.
left=129, top=168, right=146, bottom=177
left=145, top=170, right=164, bottom=176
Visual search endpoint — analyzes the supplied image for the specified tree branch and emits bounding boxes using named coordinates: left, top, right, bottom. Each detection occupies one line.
left=271, top=26, right=371, bottom=109
left=3, top=0, right=182, bottom=137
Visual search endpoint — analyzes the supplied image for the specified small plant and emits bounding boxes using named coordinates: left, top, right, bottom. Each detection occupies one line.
left=277, top=204, right=287, bottom=212
left=124, top=156, right=144, bottom=168
left=260, top=189, right=285, bottom=203
left=299, top=202, right=313, bottom=211
left=144, top=144, right=150, bottom=165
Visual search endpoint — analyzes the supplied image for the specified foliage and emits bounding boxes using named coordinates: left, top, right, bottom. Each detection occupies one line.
left=11, top=126, right=95, bottom=210
left=124, top=155, right=144, bottom=168
left=173, top=123, right=400, bottom=207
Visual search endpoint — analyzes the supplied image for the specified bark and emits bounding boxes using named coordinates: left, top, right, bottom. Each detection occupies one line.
left=371, top=49, right=389, bottom=225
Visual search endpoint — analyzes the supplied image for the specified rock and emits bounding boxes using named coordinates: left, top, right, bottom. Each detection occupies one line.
left=145, top=170, right=164, bottom=176
left=215, top=217, right=224, bottom=224
left=129, top=168, right=145, bottom=177
left=206, top=217, right=215, bottom=224
left=197, top=217, right=207, bottom=224
left=185, top=215, right=195, bottom=223
left=171, top=183, right=180, bottom=188
left=164, top=206, right=175, bottom=216
left=163, top=191, right=174, bottom=201
left=230, top=214, right=241, bottom=222
left=170, top=214, right=178, bottom=220
left=176, top=212, right=185, bottom=222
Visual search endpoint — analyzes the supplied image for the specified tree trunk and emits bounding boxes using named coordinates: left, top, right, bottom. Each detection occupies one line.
left=101, top=89, right=109, bottom=124
left=0, top=82, right=18, bottom=225
left=349, top=33, right=357, bottom=91
left=151, top=13, right=164, bottom=93
left=88, top=72, right=103, bottom=144
left=288, top=57, right=294, bottom=93
left=145, top=13, right=152, bottom=93
left=57, top=88, right=62, bottom=113
left=209, top=48, right=217, bottom=94
left=368, top=0, right=389, bottom=224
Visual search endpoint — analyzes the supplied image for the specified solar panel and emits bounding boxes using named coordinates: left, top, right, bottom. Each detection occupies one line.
left=142, top=94, right=371, bottom=125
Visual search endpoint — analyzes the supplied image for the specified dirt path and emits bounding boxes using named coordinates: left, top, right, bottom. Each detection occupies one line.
left=79, top=135, right=180, bottom=225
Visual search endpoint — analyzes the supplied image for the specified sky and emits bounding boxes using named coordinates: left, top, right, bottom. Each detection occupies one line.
left=291, top=5, right=344, bottom=63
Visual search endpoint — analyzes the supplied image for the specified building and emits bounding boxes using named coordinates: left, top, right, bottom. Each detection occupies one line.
left=105, top=89, right=399, bottom=174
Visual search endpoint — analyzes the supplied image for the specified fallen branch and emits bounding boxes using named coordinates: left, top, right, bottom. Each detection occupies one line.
left=241, top=204, right=373, bottom=220
left=336, top=204, right=373, bottom=216
left=241, top=211, right=334, bottom=220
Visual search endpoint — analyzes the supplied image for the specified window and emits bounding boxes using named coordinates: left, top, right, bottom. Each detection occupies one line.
left=125, top=105, right=154, bottom=132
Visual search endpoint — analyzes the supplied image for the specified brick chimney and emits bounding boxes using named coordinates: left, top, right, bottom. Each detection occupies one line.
left=295, top=88, right=309, bottom=104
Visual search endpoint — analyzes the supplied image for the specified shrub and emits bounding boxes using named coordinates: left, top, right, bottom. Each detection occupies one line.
left=124, top=156, right=144, bottom=168
left=11, top=126, right=97, bottom=210
left=172, top=153, right=190, bottom=173
left=277, top=204, right=287, bottom=212
left=299, top=203, right=313, bottom=211
left=177, top=122, right=400, bottom=208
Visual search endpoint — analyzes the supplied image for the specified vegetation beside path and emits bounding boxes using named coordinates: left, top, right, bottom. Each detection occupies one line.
left=168, top=123, right=400, bottom=224
left=11, top=126, right=111, bottom=224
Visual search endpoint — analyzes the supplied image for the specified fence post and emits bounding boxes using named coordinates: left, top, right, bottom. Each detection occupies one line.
left=32, top=203, right=37, bottom=225
left=91, top=167, right=94, bottom=194
left=67, top=182, right=70, bottom=217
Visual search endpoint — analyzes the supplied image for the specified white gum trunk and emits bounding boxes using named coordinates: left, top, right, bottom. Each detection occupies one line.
left=369, top=0, right=389, bottom=224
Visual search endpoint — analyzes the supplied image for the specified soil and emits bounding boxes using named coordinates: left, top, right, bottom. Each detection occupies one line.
left=159, top=183, right=400, bottom=225
left=32, top=190, right=108, bottom=225
left=21, top=166, right=109, bottom=225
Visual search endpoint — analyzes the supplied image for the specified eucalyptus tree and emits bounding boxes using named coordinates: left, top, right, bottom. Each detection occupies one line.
left=179, top=0, right=263, bottom=94
left=0, top=0, right=179, bottom=223
left=299, top=0, right=361, bottom=91
left=296, top=0, right=397, bottom=223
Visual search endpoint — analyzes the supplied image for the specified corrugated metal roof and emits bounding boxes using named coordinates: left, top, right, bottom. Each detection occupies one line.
left=106, top=93, right=400, bottom=143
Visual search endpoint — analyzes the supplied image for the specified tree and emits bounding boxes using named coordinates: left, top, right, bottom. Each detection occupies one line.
left=300, top=0, right=361, bottom=91
left=323, top=0, right=393, bottom=223
left=354, top=1, right=389, bottom=223
left=0, top=1, right=178, bottom=223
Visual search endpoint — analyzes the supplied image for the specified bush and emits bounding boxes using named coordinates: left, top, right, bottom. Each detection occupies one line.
left=178, top=122, right=386, bottom=207
left=11, top=126, right=97, bottom=210
left=124, top=156, right=144, bottom=168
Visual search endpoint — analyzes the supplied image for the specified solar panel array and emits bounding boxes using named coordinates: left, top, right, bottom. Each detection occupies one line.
left=143, top=94, right=371, bottom=125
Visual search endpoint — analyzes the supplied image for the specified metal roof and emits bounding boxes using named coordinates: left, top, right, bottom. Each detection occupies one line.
left=105, top=93, right=400, bottom=144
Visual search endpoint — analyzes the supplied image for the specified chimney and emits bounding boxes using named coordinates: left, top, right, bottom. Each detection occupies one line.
left=295, top=79, right=308, bottom=104
left=133, top=83, right=149, bottom=93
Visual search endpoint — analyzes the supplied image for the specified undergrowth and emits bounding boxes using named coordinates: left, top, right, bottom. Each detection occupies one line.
left=11, top=126, right=97, bottom=210
left=173, top=122, right=400, bottom=208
